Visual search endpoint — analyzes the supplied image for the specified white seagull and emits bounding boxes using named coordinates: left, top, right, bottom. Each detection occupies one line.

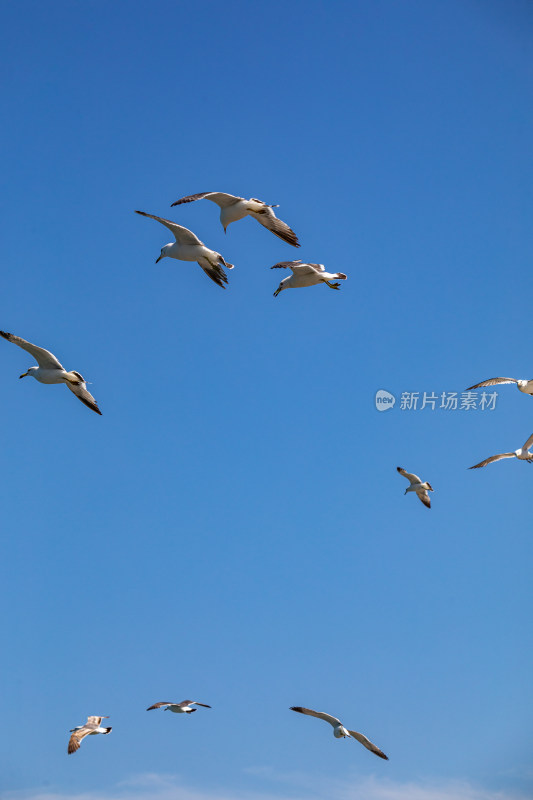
left=290, top=707, right=388, bottom=760
left=469, top=432, right=533, bottom=469
left=466, top=377, right=533, bottom=396
left=146, top=700, right=212, bottom=714
left=397, top=466, right=433, bottom=508
left=170, top=192, right=300, bottom=247
left=135, top=210, right=234, bottom=289
left=68, top=716, right=112, bottom=754
left=0, top=331, right=102, bottom=415
left=271, top=261, right=347, bottom=296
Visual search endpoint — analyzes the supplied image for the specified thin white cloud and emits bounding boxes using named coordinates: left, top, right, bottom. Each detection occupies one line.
left=4, top=772, right=531, bottom=800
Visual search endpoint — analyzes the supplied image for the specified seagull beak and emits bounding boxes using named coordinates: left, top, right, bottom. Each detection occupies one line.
left=273, top=288, right=280, bottom=297
left=155, top=255, right=163, bottom=264
left=19, top=371, right=29, bottom=379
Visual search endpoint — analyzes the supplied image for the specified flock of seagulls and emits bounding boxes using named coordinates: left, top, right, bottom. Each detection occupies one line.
left=3, top=186, right=529, bottom=764
left=67, top=703, right=389, bottom=758
left=135, top=192, right=343, bottom=294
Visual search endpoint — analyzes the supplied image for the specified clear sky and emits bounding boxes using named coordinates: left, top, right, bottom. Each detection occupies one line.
left=1, top=2, right=532, bottom=799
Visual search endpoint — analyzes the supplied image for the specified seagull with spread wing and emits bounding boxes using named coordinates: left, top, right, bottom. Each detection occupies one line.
left=135, top=210, right=234, bottom=288
left=290, top=707, right=388, bottom=760
left=466, top=376, right=533, bottom=396
left=271, top=261, right=347, bottom=296
left=469, top=432, right=533, bottom=469
left=0, top=331, right=101, bottom=415
left=146, top=700, right=212, bottom=714
left=397, top=466, right=433, bottom=508
left=170, top=192, right=300, bottom=247
left=67, top=716, right=112, bottom=754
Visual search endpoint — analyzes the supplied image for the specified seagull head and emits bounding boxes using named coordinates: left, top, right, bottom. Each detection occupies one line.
left=156, top=244, right=171, bottom=264
left=426, top=483, right=434, bottom=492
left=273, top=279, right=288, bottom=298
left=19, top=366, right=37, bottom=379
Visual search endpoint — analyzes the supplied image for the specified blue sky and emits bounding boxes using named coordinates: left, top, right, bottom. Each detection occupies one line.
left=1, top=1, right=533, bottom=798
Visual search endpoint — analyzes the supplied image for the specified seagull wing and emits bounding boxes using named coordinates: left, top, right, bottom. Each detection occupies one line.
left=270, top=261, right=318, bottom=275
left=397, top=466, right=422, bottom=484
left=290, top=706, right=341, bottom=728
left=135, top=211, right=204, bottom=246
left=171, top=192, right=243, bottom=208
left=249, top=206, right=300, bottom=247
left=466, top=377, right=517, bottom=390
left=416, top=489, right=431, bottom=509
left=0, top=331, right=64, bottom=370
left=65, top=378, right=102, bottom=415
left=68, top=729, right=89, bottom=754
left=522, top=432, right=533, bottom=450
left=86, top=716, right=107, bottom=725
left=180, top=701, right=212, bottom=708
left=469, top=453, right=515, bottom=469
left=146, top=702, right=174, bottom=710
left=347, top=730, right=388, bottom=760
left=67, top=720, right=99, bottom=754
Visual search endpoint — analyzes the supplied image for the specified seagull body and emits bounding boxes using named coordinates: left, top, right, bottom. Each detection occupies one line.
left=0, top=331, right=101, bottom=415
left=397, top=466, right=433, bottom=508
left=466, top=377, right=533, bottom=396
left=135, top=210, right=233, bottom=289
left=170, top=192, right=300, bottom=247
left=67, top=716, right=111, bottom=754
left=146, top=700, right=212, bottom=714
left=469, top=432, right=533, bottom=469
left=271, top=261, right=347, bottom=296
left=290, top=707, right=388, bottom=760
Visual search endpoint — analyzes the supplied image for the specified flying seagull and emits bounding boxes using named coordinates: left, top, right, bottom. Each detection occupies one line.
left=271, top=261, right=347, bottom=296
left=290, top=707, right=388, bottom=760
left=397, top=466, right=433, bottom=508
left=466, top=377, right=533, bottom=396
left=469, top=432, right=533, bottom=469
left=135, top=210, right=234, bottom=289
left=0, top=331, right=101, bottom=415
left=67, top=716, right=111, bottom=754
left=170, top=192, right=300, bottom=247
left=146, top=700, right=212, bottom=713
